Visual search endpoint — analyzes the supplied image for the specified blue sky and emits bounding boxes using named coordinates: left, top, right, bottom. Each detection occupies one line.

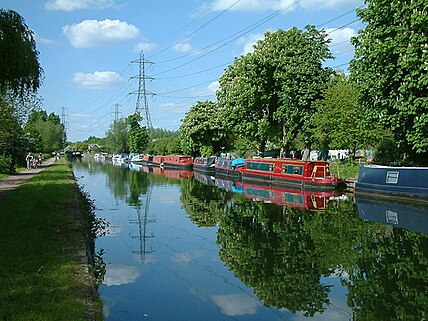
left=3, top=0, right=364, bottom=142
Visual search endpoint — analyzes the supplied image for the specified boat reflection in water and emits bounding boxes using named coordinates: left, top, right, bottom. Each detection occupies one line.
left=243, top=183, right=341, bottom=210
left=202, top=172, right=342, bottom=210
left=163, top=169, right=193, bottom=180
left=356, top=195, right=428, bottom=235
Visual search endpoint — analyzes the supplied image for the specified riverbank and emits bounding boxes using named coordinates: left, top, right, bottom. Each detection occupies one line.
left=0, top=158, right=103, bottom=321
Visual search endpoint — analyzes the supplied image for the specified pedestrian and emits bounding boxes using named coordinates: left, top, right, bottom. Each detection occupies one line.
left=301, top=145, right=310, bottom=161
left=25, top=152, right=33, bottom=170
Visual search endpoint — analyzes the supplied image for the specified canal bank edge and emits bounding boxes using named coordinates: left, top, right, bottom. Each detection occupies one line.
left=0, top=159, right=104, bottom=320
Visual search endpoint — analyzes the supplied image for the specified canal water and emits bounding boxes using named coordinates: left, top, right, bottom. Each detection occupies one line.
left=72, top=158, right=428, bottom=321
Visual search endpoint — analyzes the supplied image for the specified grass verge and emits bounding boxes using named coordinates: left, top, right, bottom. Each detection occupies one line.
left=0, top=159, right=103, bottom=321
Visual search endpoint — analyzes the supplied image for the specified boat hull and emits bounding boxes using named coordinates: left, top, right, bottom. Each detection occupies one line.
left=163, top=155, right=193, bottom=170
left=355, top=166, right=428, bottom=202
left=241, top=158, right=344, bottom=191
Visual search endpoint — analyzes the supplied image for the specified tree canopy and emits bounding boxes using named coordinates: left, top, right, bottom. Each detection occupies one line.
left=0, top=9, right=43, bottom=97
left=350, top=0, right=428, bottom=164
left=180, top=100, right=230, bottom=156
left=218, top=26, right=333, bottom=156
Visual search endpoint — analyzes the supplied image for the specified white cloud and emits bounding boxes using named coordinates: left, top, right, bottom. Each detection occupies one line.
left=238, top=32, right=265, bottom=55
left=326, top=27, right=357, bottom=54
left=35, top=34, right=56, bottom=45
left=203, top=0, right=360, bottom=12
left=45, top=0, right=115, bottom=11
left=211, top=293, right=261, bottom=316
left=172, top=41, right=193, bottom=53
left=207, top=81, right=220, bottom=94
left=134, top=41, right=158, bottom=53
left=72, top=71, right=123, bottom=89
left=63, top=19, right=140, bottom=48
left=104, top=264, right=140, bottom=286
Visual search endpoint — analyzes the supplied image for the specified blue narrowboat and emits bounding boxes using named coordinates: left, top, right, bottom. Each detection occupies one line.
left=355, top=165, right=428, bottom=202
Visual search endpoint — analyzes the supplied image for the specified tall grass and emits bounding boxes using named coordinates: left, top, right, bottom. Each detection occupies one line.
left=0, top=159, right=103, bottom=321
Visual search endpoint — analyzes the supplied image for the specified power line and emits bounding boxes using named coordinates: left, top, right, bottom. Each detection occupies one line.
left=149, top=0, right=242, bottom=59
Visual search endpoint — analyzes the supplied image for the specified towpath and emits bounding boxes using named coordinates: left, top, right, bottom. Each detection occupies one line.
left=0, top=158, right=56, bottom=195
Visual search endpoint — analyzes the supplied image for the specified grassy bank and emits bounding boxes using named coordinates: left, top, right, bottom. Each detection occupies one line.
left=0, top=159, right=103, bottom=321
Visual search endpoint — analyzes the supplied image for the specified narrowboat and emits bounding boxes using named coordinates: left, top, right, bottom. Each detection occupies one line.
left=214, top=157, right=245, bottom=178
left=152, top=155, right=166, bottom=166
left=243, top=183, right=339, bottom=210
left=241, top=158, right=344, bottom=190
left=193, top=156, right=217, bottom=174
left=130, top=153, right=144, bottom=163
left=163, top=155, right=193, bottom=170
left=355, top=165, right=428, bottom=202
left=356, top=195, right=428, bottom=235
left=112, top=153, right=128, bottom=163
left=141, top=154, right=153, bottom=165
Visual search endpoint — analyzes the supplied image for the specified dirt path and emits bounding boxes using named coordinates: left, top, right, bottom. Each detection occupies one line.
left=0, top=158, right=56, bottom=195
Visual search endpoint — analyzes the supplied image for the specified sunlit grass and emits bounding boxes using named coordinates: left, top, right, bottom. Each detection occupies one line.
left=0, top=159, right=103, bottom=321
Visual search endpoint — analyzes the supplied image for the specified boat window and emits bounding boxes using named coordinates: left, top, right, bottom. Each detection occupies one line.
left=283, top=165, right=303, bottom=175
left=386, top=171, right=399, bottom=184
left=247, top=162, right=274, bottom=172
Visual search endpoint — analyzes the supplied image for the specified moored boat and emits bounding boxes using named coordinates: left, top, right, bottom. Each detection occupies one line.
left=130, top=153, right=144, bottom=163
left=112, top=153, right=128, bottom=163
left=355, top=165, right=428, bottom=202
left=152, top=155, right=166, bottom=166
left=163, top=155, right=193, bottom=170
left=193, top=156, right=217, bottom=174
left=214, top=157, right=245, bottom=178
left=241, top=158, right=344, bottom=190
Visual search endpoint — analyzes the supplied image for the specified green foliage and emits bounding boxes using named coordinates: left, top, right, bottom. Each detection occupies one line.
left=0, top=98, right=29, bottom=173
left=24, top=109, right=66, bottom=152
left=0, top=160, right=103, bottom=320
left=218, top=26, right=333, bottom=155
left=180, top=100, right=230, bottom=156
left=312, top=73, right=379, bottom=156
left=350, top=0, right=428, bottom=164
left=105, top=118, right=129, bottom=153
left=0, top=9, right=42, bottom=97
left=127, top=113, right=149, bottom=153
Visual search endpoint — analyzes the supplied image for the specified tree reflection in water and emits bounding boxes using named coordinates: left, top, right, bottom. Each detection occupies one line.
left=74, top=159, right=428, bottom=320
left=182, top=178, right=428, bottom=320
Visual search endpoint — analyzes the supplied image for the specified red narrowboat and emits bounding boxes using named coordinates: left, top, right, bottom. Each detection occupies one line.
left=241, top=158, right=344, bottom=190
left=163, top=155, right=193, bottom=170
left=152, top=155, right=166, bottom=166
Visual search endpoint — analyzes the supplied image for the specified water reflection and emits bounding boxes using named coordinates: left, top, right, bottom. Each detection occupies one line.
left=72, top=158, right=428, bottom=321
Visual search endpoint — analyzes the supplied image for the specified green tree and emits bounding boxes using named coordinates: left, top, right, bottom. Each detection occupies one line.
left=180, top=100, right=230, bottom=156
left=127, top=113, right=149, bottom=153
left=25, top=110, right=66, bottom=152
left=350, top=0, right=428, bottom=165
left=105, top=118, right=129, bottom=152
left=0, top=9, right=42, bottom=97
left=312, top=73, right=379, bottom=158
left=0, top=99, right=27, bottom=173
left=218, top=26, right=333, bottom=156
